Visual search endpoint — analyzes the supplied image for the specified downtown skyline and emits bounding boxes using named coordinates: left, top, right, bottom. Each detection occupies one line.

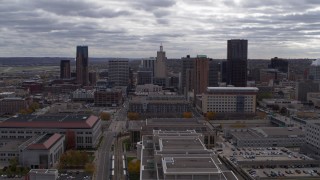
left=1, top=0, right=320, bottom=58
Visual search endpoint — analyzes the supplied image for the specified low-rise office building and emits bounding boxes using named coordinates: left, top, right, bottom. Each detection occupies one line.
left=197, top=87, right=258, bottom=115
left=0, top=114, right=101, bottom=149
left=129, top=95, right=190, bottom=117
left=19, top=133, right=65, bottom=169
left=94, top=88, right=123, bottom=107
left=0, top=97, right=29, bottom=115
left=230, top=127, right=305, bottom=147
left=0, top=133, right=64, bottom=169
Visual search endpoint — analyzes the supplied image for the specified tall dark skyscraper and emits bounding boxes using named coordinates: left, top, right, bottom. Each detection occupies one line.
left=227, top=39, right=248, bottom=87
left=76, top=46, right=89, bottom=86
left=269, top=57, right=289, bottom=73
left=60, top=60, right=70, bottom=79
left=208, top=60, right=219, bottom=87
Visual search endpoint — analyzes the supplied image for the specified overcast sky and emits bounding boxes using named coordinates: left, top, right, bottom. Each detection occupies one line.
left=1, top=0, right=320, bottom=59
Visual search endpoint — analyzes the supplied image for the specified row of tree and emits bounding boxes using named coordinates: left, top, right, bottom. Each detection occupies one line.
left=100, top=111, right=217, bottom=121
left=58, top=150, right=95, bottom=174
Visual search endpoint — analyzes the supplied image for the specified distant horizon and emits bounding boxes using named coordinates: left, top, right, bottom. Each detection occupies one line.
left=0, top=56, right=317, bottom=60
left=1, top=1, right=320, bottom=58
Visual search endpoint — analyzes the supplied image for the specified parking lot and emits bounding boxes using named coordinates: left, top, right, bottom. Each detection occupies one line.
left=220, top=146, right=320, bottom=179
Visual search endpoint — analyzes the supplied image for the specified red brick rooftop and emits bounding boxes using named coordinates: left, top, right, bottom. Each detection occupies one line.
left=0, top=114, right=99, bottom=129
left=27, top=133, right=63, bottom=150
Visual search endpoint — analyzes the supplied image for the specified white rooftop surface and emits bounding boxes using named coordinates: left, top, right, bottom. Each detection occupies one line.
left=162, top=157, right=221, bottom=174
left=207, top=87, right=259, bottom=91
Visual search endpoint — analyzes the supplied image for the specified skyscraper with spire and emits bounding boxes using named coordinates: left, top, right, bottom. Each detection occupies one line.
left=154, top=44, right=167, bottom=78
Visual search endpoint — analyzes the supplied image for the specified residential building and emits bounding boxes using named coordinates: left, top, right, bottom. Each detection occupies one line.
left=197, top=87, right=258, bottom=114
left=60, top=60, right=71, bottom=79
left=227, top=39, right=248, bottom=87
left=108, top=59, right=129, bottom=86
left=76, top=46, right=89, bottom=86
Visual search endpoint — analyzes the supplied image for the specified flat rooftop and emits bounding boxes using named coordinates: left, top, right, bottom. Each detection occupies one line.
left=130, top=95, right=187, bottom=103
left=29, top=169, right=58, bottom=174
left=207, top=87, right=259, bottom=93
left=162, top=157, right=220, bottom=174
left=0, top=114, right=99, bottom=129
left=160, top=138, right=205, bottom=151
left=232, top=127, right=304, bottom=139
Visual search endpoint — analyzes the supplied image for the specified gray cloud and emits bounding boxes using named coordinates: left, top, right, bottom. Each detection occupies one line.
left=0, top=0, right=320, bottom=58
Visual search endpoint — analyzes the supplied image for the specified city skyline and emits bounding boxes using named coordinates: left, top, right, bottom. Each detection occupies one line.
left=1, top=0, right=320, bottom=58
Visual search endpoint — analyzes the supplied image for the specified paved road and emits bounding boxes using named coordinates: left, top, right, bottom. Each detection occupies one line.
left=95, top=100, right=129, bottom=180
left=96, top=131, right=114, bottom=180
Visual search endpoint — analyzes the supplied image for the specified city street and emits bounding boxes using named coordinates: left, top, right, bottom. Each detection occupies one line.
left=95, top=100, right=129, bottom=180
